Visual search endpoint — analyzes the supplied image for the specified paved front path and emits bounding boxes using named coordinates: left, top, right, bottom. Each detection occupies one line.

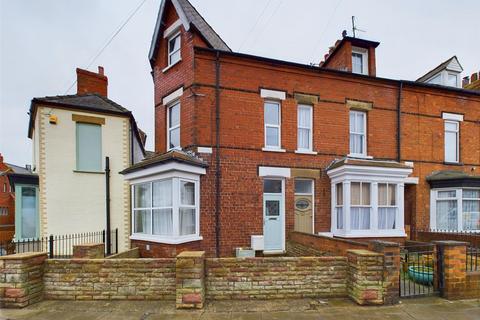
left=1, top=297, right=479, bottom=320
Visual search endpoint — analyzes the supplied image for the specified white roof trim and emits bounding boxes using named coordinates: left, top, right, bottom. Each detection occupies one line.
left=123, top=162, right=206, bottom=181
left=259, top=166, right=290, bottom=178
left=163, top=19, right=183, bottom=38
left=260, top=89, right=286, bottom=101
left=149, top=0, right=190, bottom=61
left=442, top=112, right=464, bottom=122
left=163, top=87, right=183, bottom=105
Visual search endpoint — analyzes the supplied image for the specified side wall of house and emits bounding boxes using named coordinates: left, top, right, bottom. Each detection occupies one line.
left=35, top=106, right=131, bottom=250
left=0, top=158, right=14, bottom=240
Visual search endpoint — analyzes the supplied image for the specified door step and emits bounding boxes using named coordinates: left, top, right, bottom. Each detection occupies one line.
left=262, top=250, right=286, bottom=257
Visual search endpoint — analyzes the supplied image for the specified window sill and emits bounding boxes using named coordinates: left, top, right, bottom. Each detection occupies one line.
left=295, top=150, right=317, bottom=155
left=130, top=234, right=203, bottom=245
left=262, top=147, right=286, bottom=153
left=333, top=230, right=407, bottom=238
left=162, top=59, right=182, bottom=73
left=444, top=161, right=463, bottom=166
left=73, top=170, right=104, bottom=174
left=347, top=154, right=373, bottom=159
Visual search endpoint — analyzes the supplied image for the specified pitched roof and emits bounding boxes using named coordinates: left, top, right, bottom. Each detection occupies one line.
left=149, top=0, right=230, bottom=64
left=426, top=170, right=480, bottom=181
left=327, top=157, right=412, bottom=171
left=416, top=56, right=464, bottom=83
left=31, top=93, right=130, bottom=115
left=5, top=163, right=32, bottom=175
left=120, top=149, right=208, bottom=174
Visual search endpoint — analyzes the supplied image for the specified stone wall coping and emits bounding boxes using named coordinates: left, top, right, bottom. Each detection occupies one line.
left=432, top=240, right=470, bottom=247
left=368, top=240, right=400, bottom=247
left=177, top=251, right=205, bottom=258
left=73, top=243, right=104, bottom=247
left=47, top=257, right=176, bottom=263
left=0, top=252, right=47, bottom=260
left=206, top=256, right=347, bottom=263
left=347, top=249, right=382, bottom=256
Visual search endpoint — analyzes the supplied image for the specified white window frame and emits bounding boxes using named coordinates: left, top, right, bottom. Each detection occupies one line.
left=430, top=188, right=480, bottom=232
left=167, top=100, right=181, bottom=151
left=444, top=120, right=459, bottom=163
left=350, top=181, right=372, bottom=230
left=335, top=183, right=344, bottom=230
left=263, top=100, right=282, bottom=150
left=349, top=110, right=367, bottom=157
left=130, top=173, right=201, bottom=244
left=378, top=183, right=398, bottom=230
left=351, top=47, right=369, bottom=75
left=296, top=104, right=313, bottom=153
left=167, top=31, right=181, bottom=67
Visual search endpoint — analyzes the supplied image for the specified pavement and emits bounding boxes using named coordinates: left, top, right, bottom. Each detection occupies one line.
left=1, top=297, right=479, bottom=320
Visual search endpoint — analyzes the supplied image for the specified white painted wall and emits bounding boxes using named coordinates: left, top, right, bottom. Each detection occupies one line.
left=34, top=106, right=130, bottom=251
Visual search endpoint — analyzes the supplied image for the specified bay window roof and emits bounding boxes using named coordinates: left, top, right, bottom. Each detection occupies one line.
left=427, top=170, right=480, bottom=188
left=120, top=150, right=207, bottom=175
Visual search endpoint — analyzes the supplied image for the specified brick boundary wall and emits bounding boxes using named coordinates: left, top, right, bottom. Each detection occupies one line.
left=286, top=240, right=326, bottom=256
left=289, top=232, right=368, bottom=256
left=368, top=240, right=401, bottom=305
left=347, top=250, right=384, bottom=305
left=0, top=252, right=47, bottom=308
left=106, top=247, right=140, bottom=259
left=434, top=241, right=480, bottom=300
left=44, top=258, right=176, bottom=300
left=205, top=256, right=348, bottom=300
left=72, top=243, right=104, bottom=259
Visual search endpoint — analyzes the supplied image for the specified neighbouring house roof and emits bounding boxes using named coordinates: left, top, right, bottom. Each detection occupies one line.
left=149, top=0, right=231, bottom=64
left=427, top=170, right=480, bottom=188
left=27, top=93, right=146, bottom=155
left=4, top=163, right=31, bottom=175
left=326, top=157, right=412, bottom=172
left=416, top=56, right=463, bottom=83
left=120, top=150, right=208, bottom=175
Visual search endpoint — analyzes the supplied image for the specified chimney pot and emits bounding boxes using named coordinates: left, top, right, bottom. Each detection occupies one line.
left=0, top=153, right=3, bottom=163
left=98, top=66, right=104, bottom=75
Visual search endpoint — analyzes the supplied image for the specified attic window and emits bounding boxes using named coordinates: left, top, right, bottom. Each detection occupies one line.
left=352, top=47, right=368, bottom=75
left=168, top=32, right=181, bottom=66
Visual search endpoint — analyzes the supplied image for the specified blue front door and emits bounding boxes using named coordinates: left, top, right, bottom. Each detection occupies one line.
left=263, top=179, right=284, bottom=251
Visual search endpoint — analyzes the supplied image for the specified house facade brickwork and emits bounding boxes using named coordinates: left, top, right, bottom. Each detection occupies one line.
left=124, top=0, right=480, bottom=258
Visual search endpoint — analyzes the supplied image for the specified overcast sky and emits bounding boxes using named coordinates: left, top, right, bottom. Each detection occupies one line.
left=1, top=0, right=479, bottom=166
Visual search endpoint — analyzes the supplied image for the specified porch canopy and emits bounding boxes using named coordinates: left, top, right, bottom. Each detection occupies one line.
left=327, top=157, right=413, bottom=238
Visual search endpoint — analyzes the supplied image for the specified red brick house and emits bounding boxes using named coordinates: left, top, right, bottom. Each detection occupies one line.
left=0, top=154, right=28, bottom=241
left=122, top=0, right=480, bottom=257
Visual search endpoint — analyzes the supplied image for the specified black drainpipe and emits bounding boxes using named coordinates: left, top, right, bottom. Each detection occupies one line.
left=105, top=156, right=111, bottom=255
left=397, top=81, right=403, bottom=162
left=214, top=51, right=221, bottom=257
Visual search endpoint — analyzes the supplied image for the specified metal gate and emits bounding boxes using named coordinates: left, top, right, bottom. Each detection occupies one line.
left=399, top=244, right=441, bottom=298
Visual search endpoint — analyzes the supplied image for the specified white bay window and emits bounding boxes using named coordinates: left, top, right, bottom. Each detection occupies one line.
left=132, top=177, right=199, bottom=242
left=123, top=153, right=206, bottom=244
left=430, top=188, right=480, bottom=232
left=328, top=159, right=412, bottom=238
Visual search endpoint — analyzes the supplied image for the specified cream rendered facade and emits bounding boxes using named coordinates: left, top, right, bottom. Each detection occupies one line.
left=31, top=106, right=132, bottom=251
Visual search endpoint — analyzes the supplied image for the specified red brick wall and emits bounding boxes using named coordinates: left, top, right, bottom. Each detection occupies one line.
left=0, top=155, right=15, bottom=239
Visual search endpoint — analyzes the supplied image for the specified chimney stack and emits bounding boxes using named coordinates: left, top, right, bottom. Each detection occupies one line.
left=76, top=66, right=108, bottom=97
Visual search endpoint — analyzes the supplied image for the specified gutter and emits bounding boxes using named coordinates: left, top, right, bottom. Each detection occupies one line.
left=214, top=51, right=221, bottom=257
left=397, top=81, right=403, bottom=162
left=194, top=47, right=480, bottom=98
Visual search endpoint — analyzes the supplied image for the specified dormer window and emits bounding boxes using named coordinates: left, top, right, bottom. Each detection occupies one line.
left=352, top=47, right=368, bottom=75
left=168, top=32, right=181, bottom=66
left=447, top=73, right=458, bottom=87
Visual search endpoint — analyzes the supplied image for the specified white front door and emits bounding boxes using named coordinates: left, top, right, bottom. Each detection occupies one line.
left=263, top=179, right=284, bottom=252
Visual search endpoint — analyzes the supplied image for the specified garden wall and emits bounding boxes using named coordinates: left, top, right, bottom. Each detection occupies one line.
left=44, top=258, right=175, bottom=300
left=289, top=232, right=367, bottom=256
left=205, top=256, right=347, bottom=300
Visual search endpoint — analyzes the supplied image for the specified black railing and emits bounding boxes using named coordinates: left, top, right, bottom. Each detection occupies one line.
left=399, top=244, right=439, bottom=298
left=0, top=229, right=118, bottom=258
left=411, top=228, right=480, bottom=272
